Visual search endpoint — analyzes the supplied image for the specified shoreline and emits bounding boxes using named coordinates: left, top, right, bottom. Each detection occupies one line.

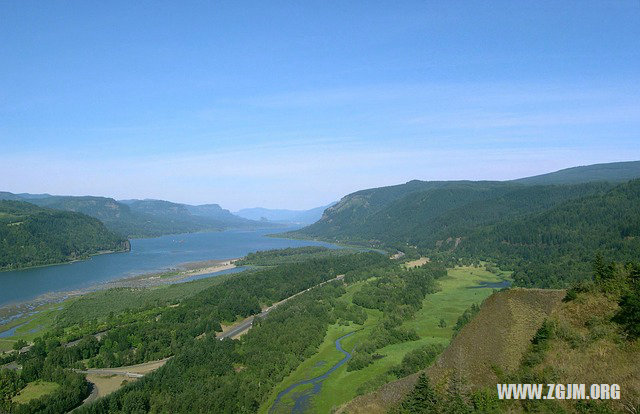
left=0, top=258, right=242, bottom=331
left=266, top=232, right=389, bottom=254
left=0, top=247, right=131, bottom=274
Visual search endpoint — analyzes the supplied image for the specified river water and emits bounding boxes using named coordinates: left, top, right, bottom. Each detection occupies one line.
left=0, top=228, right=336, bottom=308
left=270, top=331, right=356, bottom=414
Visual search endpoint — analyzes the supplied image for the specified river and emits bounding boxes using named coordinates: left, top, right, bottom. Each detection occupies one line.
left=270, top=331, right=356, bottom=414
left=0, top=228, right=336, bottom=308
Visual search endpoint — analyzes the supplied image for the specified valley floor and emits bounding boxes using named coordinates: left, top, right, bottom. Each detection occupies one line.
left=261, top=265, right=510, bottom=414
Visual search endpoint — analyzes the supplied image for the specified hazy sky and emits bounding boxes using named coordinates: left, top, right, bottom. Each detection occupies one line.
left=1, top=1, right=639, bottom=210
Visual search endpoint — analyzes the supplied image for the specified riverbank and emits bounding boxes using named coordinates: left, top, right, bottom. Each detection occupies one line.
left=0, top=245, right=131, bottom=274
left=267, top=232, right=389, bottom=255
left=104, top=258, right=239, bottom=287
left=0, top=257, right=242, bottom=343
left=0, top=227, right=338, bottom=309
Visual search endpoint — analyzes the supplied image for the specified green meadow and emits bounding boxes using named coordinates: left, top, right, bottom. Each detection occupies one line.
left=260, top=265, right=510, bottom=413
left=11, top=380, right=60, bottom=404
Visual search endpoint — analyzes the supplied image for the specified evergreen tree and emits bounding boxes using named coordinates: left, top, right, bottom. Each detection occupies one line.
left=614, top=284, right=640, bottom=339
left=593, top=252, right=606, bottom=283
left=443, top=370, right=472, bottom=414
left=401, top=373, right=439, bottom=413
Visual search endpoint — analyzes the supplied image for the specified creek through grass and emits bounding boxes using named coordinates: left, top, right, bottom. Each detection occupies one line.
left=260, top=265, right=510, bottom=413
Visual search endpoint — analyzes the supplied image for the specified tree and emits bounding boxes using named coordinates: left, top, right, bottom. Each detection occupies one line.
left=13, top=339, right=27, bottom=351
left=401, top=373, right=439, bottom=413
left=614, top=286, right=640, bottom=339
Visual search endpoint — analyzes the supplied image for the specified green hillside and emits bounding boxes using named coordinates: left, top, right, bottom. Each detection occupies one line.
left=288, top=162, right=640, bottom=287
left=453, top=179, right=640, bottom=287
left=290, top=182, right=614, bottom=247
left=291, top=181, right=510, bottom=245
left=0, top=200, right=129, bottom=271
left=291, top=161, right=640, bottom=246
left=513, top=160, right=640, bottom=185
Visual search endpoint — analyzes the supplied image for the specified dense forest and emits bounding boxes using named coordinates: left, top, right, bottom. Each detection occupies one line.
left=450, top=179, right=640, bottom=287
left=0, top=200, right=129, bottom=271
left=236, top=246, right=354, bottom=266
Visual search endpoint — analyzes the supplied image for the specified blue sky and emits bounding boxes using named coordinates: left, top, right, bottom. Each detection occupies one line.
left=1, top=1, right=639, bottom=210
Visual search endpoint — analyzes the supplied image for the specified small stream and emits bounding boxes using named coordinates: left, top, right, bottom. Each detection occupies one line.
left=468, top=280, right=511, bottom=289
left=0, top=321, right=29, bottom=338
left=269, top=331, right=356, bottom=414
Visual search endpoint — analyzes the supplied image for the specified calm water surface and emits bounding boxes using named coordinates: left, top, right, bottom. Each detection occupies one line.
left=0, top=228, right=336, bottom=307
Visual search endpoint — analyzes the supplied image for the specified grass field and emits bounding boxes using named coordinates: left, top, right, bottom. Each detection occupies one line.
left=11, top=380, right=59, bottom=404
left=260, top=265, right=510, bottom=413
left=0, top=339, right=15, bottom=352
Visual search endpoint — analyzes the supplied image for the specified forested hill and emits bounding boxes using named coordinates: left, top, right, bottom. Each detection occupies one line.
left=0, top=200, right=130, bottom=271
left=453, top=179, right=640, bottom=287
left=290, top=161, right=640, bottom=247
left=0, top=194, right=275, bottom=238
left=287, top=161, right=640, bottom=287
left=513, top=160, right=640, bottom=185
left=290, top=181, right=613, bottom=249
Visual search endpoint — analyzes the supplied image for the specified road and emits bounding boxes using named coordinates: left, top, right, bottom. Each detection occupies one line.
left=217, top=274, right=345, bottom=340
left=74, top=369, right=144, bottom=378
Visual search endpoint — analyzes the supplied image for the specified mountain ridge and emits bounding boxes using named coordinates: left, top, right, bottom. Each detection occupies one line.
left=286, top=161, right=640, bottom=287
left=0, top=193, right=276, bottom=238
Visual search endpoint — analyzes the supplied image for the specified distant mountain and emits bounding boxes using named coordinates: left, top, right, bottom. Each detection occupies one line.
left=234, top=203, right=336, bottom=224
left=183, top=203, right=257, bottom=225
left=0, top=193, right=275, bottom=238
left=12, top=195, right=170, bottom=238
left=0, top=192, right=53, bottom=201
left=513, top=160, right=640, bottom=185
left=0, top=200, right=129, bottom=271
left=124, top=199, right=272, bottom=234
